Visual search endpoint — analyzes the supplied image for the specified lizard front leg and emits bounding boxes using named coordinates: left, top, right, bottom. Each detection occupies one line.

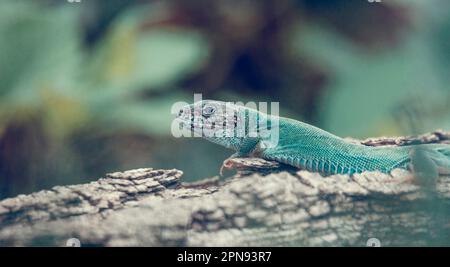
left=220, top=138, right=260, bottom=176
left=220, top=152, right=248, bottom=176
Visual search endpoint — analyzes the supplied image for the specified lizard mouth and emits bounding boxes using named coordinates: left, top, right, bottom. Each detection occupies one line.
left=176, top=115, right=226, bottom=137
left=175, top=104, right=240, bottom=136
left=175, top=107, right=203, bottom=133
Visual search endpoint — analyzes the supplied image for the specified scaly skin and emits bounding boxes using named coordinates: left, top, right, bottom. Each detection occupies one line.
left=175, top=100, right=450, bottom=176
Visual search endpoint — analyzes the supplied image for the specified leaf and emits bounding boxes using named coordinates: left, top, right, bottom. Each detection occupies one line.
left=86, top=6, right=209, bottom=93
left=0, top=1, right=83, bottom=133
left=293, top=24, right=446, bottom=137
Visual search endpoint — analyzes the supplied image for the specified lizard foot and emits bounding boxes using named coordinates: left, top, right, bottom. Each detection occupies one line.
left=220, top=159, right=234, bottom=177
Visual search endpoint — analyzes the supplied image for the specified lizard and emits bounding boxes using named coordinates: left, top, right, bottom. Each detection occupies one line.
left=175, top=100, right=450, bottom=176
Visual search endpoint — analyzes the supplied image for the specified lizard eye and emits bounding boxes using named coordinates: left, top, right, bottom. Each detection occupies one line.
left=202, top=105, right=216, bottom=117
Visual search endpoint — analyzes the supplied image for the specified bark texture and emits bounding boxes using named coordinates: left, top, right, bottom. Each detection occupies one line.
left=0, top=131, right=449, bottom=247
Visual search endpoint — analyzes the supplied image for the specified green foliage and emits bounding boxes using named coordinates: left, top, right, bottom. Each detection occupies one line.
left=293, top=22, right=449, bottom=138
left=86, top=6, right=209, bottom=92
left=0, top=1, right=209, bottom=137
left=0, top=2, right=81, bottom=131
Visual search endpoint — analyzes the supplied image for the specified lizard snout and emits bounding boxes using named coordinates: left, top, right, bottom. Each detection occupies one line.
left=177, top=107, right=191, bottom=119
left=177, top=109, right=184, bottom=118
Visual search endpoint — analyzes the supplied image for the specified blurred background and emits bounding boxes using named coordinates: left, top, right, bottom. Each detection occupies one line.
left=0, top=0, right=449, bottom=199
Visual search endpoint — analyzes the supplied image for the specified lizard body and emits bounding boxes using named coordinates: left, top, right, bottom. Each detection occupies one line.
left=175, top=100, right=450, bottom=176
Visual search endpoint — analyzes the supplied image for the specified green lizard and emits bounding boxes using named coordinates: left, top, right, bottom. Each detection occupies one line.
left=175, top=100, right=450, bottom=176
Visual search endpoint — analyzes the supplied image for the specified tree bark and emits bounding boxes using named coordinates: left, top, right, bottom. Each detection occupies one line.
left=0, top=131, right=449, bottom=246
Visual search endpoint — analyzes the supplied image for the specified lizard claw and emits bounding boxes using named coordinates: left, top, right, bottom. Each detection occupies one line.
left=220, top=159, right=234, bottom=177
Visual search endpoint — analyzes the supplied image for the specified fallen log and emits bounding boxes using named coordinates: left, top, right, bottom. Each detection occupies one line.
left=0, top=131, right=449, bottom=246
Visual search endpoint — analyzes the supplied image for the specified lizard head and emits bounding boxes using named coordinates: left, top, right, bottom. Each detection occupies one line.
left=176, top=100, right=241, bottom=135
left=175, top=100, right=250, bottom=150
left=176, top=100, right=279, bottom=152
